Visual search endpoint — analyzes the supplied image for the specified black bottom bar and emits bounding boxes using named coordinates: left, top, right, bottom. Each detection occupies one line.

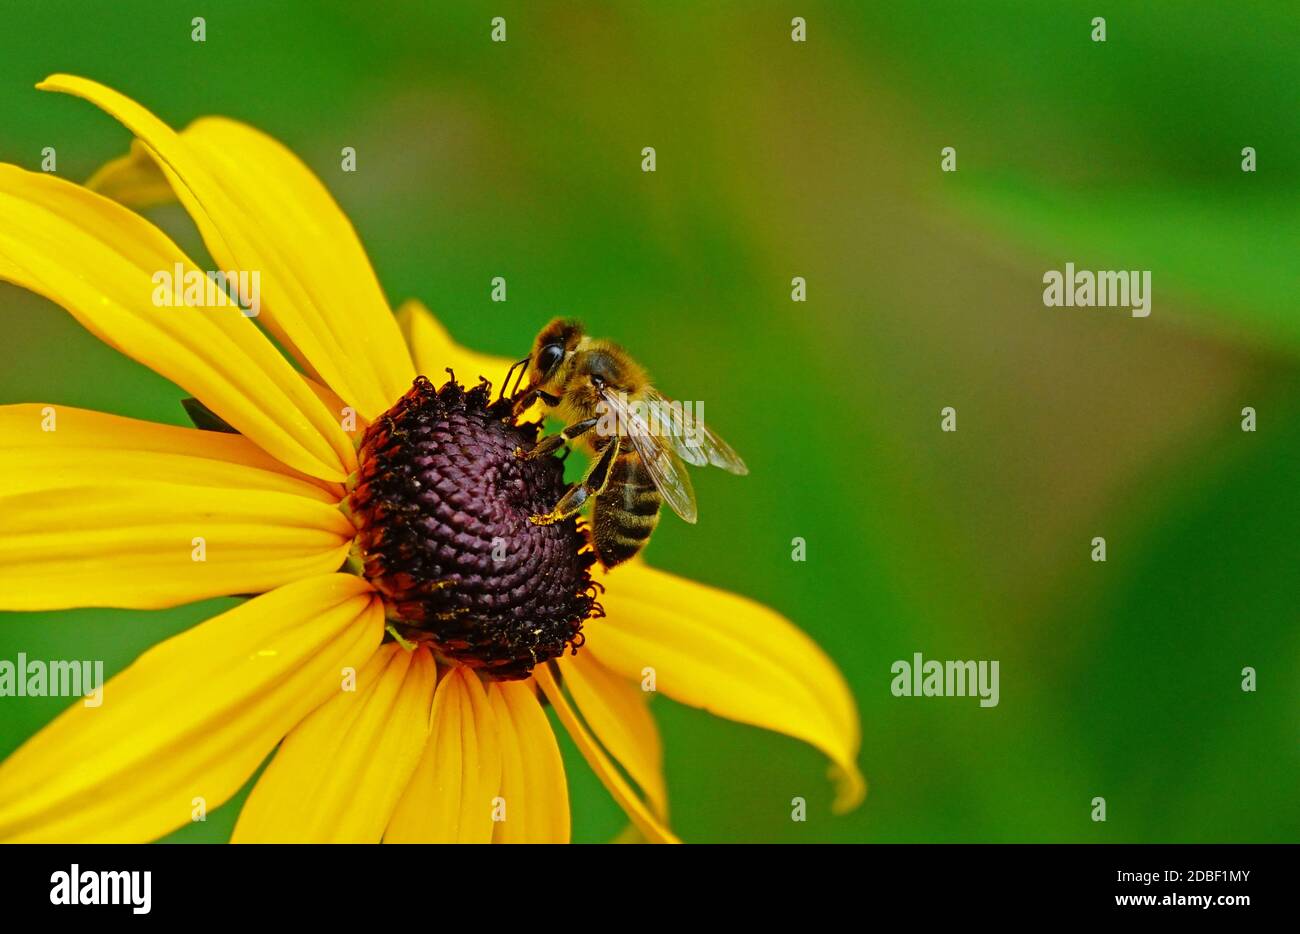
left=0, top=843, right=1289, bottom=920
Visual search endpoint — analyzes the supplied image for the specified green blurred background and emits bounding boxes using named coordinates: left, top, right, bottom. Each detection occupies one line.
left=1, top=1, right=1296, bottom=842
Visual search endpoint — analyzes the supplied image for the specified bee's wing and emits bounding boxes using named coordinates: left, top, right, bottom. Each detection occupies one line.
left=598, top=386, right=698, bottom=524
left=643, top=387, right=749, bottom=476
left=694, top=421, right=749, bottom=475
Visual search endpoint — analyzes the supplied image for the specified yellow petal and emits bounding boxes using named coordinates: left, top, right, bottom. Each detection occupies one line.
left=0, top=575, right=383, bottom=843
left=560, top=650, right=668, bottom=819
left=586, top=562, right=866, bottom=812
left=0, top=405, right=355, bottom=610
left=396, top=298, right=520, bottom=390
left=535, top=666, right=678, bottom=844
left=232, top=644, right=436, bottom=843
left=385, top=667, right=502, bottom=843
left=84, top=138, right=176, bottom=209
left=489, top=680, right=569, bottom=843
left=0, top=162, right=354, bottom=481
left=303, top=376, right=369, bottom=448
left=48, top=74, right=414, bottom=418
left=0, top=404, right=340, bottom=503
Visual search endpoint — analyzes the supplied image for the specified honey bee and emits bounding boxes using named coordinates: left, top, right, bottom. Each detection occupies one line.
left=506, top=317, right=748, bottom=567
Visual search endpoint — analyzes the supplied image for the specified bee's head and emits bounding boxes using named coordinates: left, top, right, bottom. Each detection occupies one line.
left=528, top=317, right=585, bottom=389
left=570, top=347, right=624, bottom=402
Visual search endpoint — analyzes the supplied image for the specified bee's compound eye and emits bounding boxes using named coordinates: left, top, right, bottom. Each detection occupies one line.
left=539, top=343, right=565, bottom=374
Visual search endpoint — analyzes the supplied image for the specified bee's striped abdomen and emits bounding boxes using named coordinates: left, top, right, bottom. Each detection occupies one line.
left=592, top=449, right=661, bottom=567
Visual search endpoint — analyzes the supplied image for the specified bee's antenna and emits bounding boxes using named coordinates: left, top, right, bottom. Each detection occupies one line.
left=501, top=355, right=530, bottom=400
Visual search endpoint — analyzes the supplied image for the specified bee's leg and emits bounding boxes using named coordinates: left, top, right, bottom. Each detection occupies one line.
left=562, top=417, right=601, bottom=441
left=499, top=356, right=531, bottom=401
left=516, top=433, right=565, bottom=461
left=530, top=438, right=619, bottom=525
left=510, top=388, right=540, bottom=419
left=516, top=416, right=600, bottom=460
left=511, top=386, right=565, bottom=419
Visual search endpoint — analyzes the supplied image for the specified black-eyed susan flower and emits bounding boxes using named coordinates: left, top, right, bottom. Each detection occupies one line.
left=0, top=75, right=863, bottom=843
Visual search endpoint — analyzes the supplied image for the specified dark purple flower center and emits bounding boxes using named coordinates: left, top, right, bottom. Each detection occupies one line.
left=347, top=375, right=600, bottom=680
